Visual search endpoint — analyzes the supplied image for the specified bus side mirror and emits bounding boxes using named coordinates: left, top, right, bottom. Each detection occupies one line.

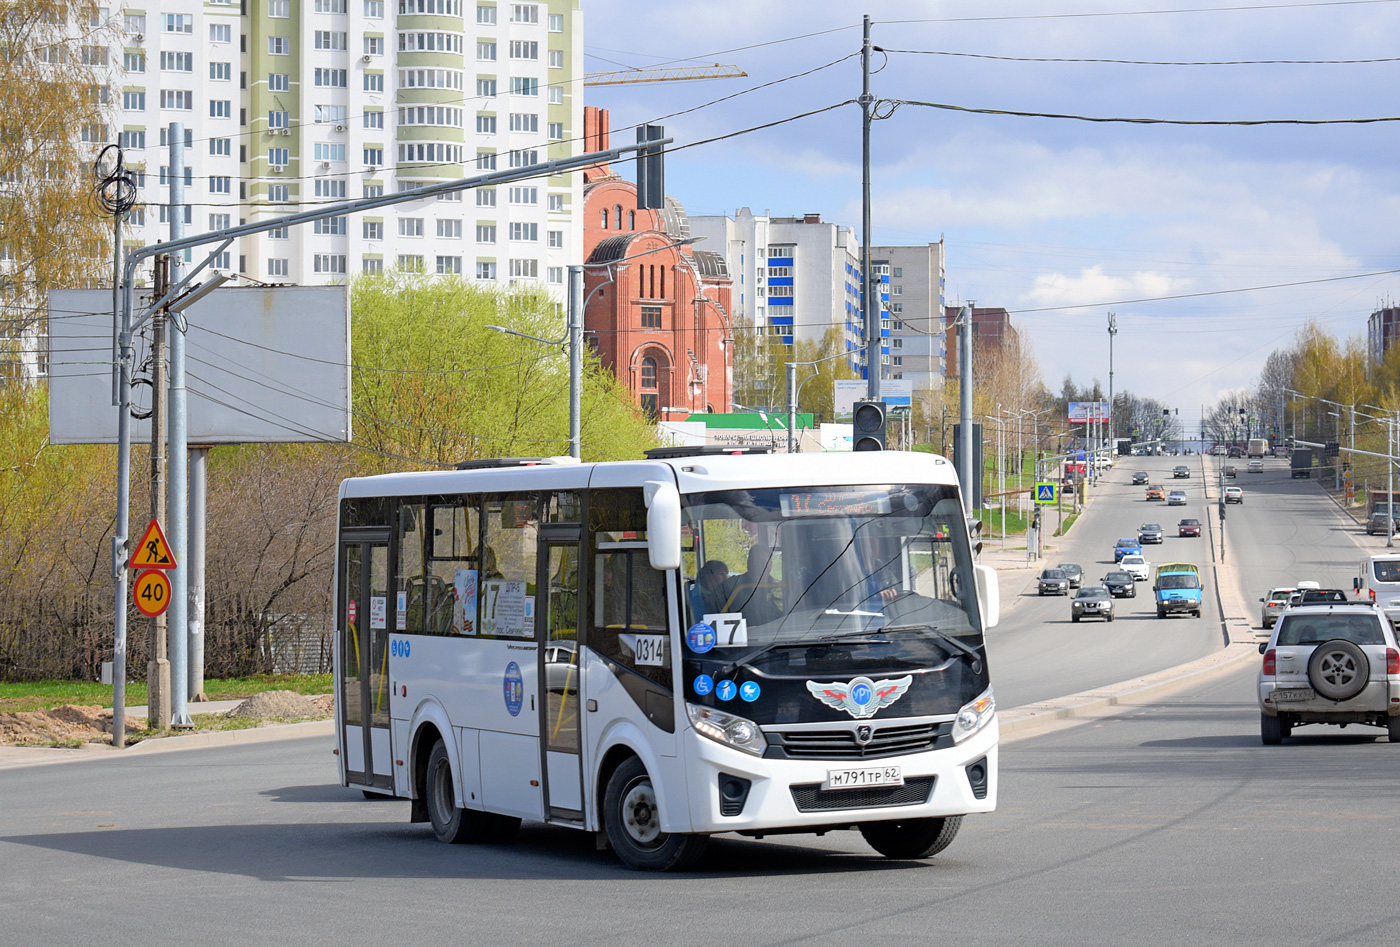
left=643, top=480, right=682, bottom=570
left=974, top=564, right=999, bottom=629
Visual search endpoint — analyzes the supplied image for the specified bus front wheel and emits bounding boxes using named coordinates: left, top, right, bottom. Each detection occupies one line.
left=860, top=815, right=963, bottom=859
left=425, top=739, right=520, bottom=844
left=603, top=756, right=707, bottom=871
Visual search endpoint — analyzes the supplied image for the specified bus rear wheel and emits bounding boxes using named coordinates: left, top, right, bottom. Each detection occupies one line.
left=425, top=739, right=520, bottom=844
left=603, top=756, right=707, bottom=871
left=859, top=815, right=963, bottom=859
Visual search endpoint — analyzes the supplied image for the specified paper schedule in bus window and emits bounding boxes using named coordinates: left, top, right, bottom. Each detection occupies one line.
left=484, top=579, right=529, bottom=636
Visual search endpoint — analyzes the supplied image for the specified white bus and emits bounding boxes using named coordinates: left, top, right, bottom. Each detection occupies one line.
left=1357, top=554, right=1400, bottom=624
left=335, top=448, right=1000, bottom=870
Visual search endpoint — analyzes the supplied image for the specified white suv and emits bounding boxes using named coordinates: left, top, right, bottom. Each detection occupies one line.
left=1257, top=605, right=1400, bottom=744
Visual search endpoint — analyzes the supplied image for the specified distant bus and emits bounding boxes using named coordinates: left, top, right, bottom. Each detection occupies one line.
left=1247, top=438, right=1269, bottom=459
left=334, top=450, right=1001, bottom=870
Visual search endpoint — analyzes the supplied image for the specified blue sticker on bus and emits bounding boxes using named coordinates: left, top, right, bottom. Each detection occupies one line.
left=715, top=679, right=737, bottom=701
left=693, top=674, right=714, bottom=696
left=687, top=623, right=717, bottom=654
left=503, top=661, right=524, bottom=717
left=851, top=681, right=873, bottom=707
left=739, top=681, right=761, bottom=702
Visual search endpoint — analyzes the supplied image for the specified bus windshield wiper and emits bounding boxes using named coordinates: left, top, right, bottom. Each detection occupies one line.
left=879, top=624, right=984, bottom=673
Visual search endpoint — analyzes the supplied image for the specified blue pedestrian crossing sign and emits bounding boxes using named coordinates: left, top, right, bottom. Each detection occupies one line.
left=1034, top=482, right=1057, bottom=504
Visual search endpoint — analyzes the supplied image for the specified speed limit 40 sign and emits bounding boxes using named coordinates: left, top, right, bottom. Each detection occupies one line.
left=133, top=569, right=172, bottom=618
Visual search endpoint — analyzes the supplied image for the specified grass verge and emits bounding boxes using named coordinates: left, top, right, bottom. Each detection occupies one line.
left=0, top=673, right=332, bottom=714
left=1054, top=513, right=1080, bottom=536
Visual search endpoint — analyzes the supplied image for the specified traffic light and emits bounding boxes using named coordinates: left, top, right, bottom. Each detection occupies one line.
left=852, top=400, right=888, bottom=451
left=966, top=515, right=984, bottom=555
left=636, top=125, right=665, bottom=210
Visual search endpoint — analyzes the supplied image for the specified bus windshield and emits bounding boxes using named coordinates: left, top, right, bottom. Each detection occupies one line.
left=681, top=483, right=985, bottom=700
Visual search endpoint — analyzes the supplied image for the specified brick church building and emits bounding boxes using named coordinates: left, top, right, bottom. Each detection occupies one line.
left=581, top=107, right=733, bottom=418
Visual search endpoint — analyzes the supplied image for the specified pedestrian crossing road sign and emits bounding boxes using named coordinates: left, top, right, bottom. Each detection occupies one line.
left=1035, top=482, right=1058, bottom=504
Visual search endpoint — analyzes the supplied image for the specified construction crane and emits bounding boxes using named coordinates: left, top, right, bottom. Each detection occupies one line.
left=584, top=64, right=747, bottom=87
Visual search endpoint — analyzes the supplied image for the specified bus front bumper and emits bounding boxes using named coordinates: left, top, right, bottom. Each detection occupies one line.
left=680, top=716, right=998, bottom=834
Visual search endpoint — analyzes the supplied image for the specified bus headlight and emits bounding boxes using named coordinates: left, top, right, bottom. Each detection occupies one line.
left=686, top=703, right=767, bottom=756
left=951, top=689, right=995, bottom=743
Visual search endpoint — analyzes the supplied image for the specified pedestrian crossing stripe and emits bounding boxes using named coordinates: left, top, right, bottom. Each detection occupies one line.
left=1035, top=482, right=1057, bottom=504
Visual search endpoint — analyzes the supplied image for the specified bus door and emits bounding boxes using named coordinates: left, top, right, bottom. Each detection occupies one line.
left=339, top=530, right=393, bottom=790
left=538, top=529, right=584, bottom=820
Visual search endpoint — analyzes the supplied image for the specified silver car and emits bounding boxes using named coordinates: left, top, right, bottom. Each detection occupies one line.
left=1257, top=605, right=1400, bottom=744
left=1259, top=587, right=1295, bottom=629
left=1071, top=586, right=1115, bottom=622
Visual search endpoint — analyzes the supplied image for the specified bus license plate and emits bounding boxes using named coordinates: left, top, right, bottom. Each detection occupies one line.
left=1272, top=687, right=1314, bottom=703
left=823, top=766, right=903, bottom=790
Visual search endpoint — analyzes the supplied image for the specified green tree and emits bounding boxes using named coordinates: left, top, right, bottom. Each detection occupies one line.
left=351, top=272, right=660, bottom=466
left=0, top=1, right=116, bottom=378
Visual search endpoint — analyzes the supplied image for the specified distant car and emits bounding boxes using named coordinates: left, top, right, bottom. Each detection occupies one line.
left=1247, top=460, right=1264, bottom=473
left=1225, top=465, right=1238, bottom=478
left=1119, top=554, right=1150, bottom=581
left=1072, top=586, right=1115, bottom=623
left=1173, top=465, right=1190, bottom=479
left=1138, top=523, right=1164, bottom=544
left=1273, top=446, right=1290, bottom=458
left=1132, top=471, right=1149, bottom=485
left=1178, top=518, right=1201, bottom=537
left=1228, top=446, right=1244, bottom=458
left=1257, top=605, right=1400, bottom=744
left=1146, top=484, right=1166, bottom=501
left=1103, top=571, right=1137, bottom=598
left=1167, top=490, right=1187, bottom=506
left=1259, top=587, right=1296, bottom=629
left=1057, top=563, right=1084, bottom=588
left=1225, top=486, right=1243, bottom=503
left=1365, top=511, right=1400, bottom=536
left=1038, top=568, right=1070, bottom=596
left=1114, top=538, right=1142, bottom=562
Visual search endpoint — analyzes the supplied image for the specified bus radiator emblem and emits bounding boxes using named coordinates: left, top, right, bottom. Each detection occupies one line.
left=855, top=725, right=873, bottom=745
left=805, top=676, right=913, bottom=719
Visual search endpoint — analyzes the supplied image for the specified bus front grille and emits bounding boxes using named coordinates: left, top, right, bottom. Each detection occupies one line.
left=789, top=777, right=935, bottom=812
left=765, top=722, right=950, bottom=760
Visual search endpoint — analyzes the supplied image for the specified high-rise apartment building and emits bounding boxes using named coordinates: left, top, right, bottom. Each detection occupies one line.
left=870, top=241, right=946, bottom=393
left=689, top=209, right=866, bottom=373
left=113, top=0, right=582, bottom=288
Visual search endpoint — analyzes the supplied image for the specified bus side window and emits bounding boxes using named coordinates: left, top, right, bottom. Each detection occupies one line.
left=592, top=548, right=670, bottom=688
left=481, top=493, right=539, bottom=638
left=425, top=498, right=480, bottom=636
left=395, top=500, right=428, bottom=633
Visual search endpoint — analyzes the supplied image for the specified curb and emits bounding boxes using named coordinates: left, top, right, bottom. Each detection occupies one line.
left=0, top=718, right=333, bottom=770
left=999, top=641, right=1257, bottom=741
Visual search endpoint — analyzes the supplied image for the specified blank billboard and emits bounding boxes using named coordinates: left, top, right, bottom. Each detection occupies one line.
left=47, top=286, right=351, bottom=445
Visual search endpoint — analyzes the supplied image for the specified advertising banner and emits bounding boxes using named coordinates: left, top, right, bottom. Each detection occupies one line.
left=1068, top=401, right=1109, bottom=424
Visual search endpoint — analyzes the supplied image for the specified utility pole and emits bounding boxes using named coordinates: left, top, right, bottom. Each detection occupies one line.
left=147, top=256, right=171, bottom=730
left=860, top=14, right=880, bottom=402
left=958, top=301, right=975, bottom=512
left=1107, top=312, right=1117, bottom=451
left=168, top=123, right=192, bottom=727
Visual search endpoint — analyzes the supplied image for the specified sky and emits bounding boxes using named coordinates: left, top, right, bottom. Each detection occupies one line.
left=579, top=0, right=1400, bottom=425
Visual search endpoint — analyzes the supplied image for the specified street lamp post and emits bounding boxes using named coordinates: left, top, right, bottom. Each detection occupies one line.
left=487, top=237, right=702, bottom=459
left=786, top=350, right=851, bottom=453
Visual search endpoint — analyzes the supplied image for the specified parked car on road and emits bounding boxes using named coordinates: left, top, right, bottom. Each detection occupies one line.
left=1038, top=568, right=1070, bottom=596
left=1146, top=484, right=1166, bottom=501
left=1365, top=511, right=1400, bottom=536
left=1173, top=465, right=1190, bottom=479
left=1138, top=523, right=1164, bottom=544
left=1178, top=518, right=1201, bottom=537
left=1225, top=486, right=1244, bottom=503
left=1257, top=605, right=1400, bottom=744
left=1071, top=586, right=1115, bottom=623
left=1103, top=571, right=1137, bottom=598
left=1167, top=490, right=1187, bottom=506
left=1057, top=563, right=1084, bottom=588
left=1119, top=554, right=1150, bottom=581
left=1114, top=538, right=1142, bottom=562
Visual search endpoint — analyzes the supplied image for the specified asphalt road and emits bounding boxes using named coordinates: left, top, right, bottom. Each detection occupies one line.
left=3, top=456, right=1397, bottom=945
left=989, top=453, right=1221, bottom=706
